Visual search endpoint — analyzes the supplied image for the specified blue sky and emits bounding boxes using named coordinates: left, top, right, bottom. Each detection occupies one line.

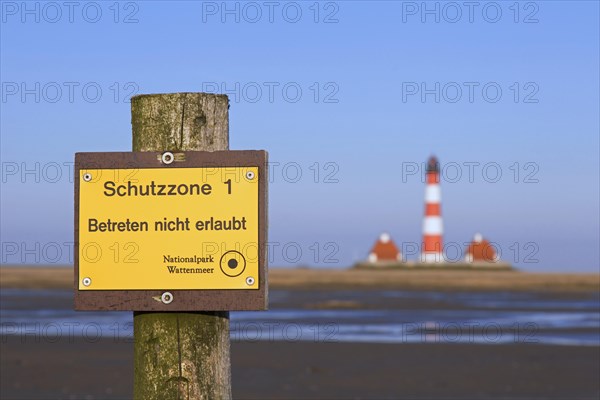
left=1, top=1, right=599, bottom=272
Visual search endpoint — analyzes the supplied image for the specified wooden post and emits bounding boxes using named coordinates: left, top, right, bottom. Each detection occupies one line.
left=131, top=93, right=231, bottom=400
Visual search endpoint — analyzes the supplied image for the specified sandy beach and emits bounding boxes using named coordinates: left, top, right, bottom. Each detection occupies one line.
left=2, top=337, right=599, bottom=400
left=1, top=266, right=599, bottom=399
left=2, top=266, right=599, bottom=292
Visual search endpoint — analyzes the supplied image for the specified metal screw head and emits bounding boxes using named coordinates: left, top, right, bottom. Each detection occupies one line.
left=83, top=173, right=92, bottom=182
left=246, top=276, right=255, bottom=286
left=161, top=152, right=174, bottom=165
left=82, top=277, right=91, bottom=286
left=246, top=171, right=255, bottom=180
left=161, top=292, right=174, bottom=304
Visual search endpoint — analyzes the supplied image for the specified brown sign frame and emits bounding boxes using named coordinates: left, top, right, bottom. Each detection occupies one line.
left=74, top=150, right=268, bottom=311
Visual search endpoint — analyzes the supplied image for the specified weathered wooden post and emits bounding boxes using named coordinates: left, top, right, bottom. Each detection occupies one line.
left=131, top=93, right=231, bottom=399
left=74, top=92, right=268, bottom=400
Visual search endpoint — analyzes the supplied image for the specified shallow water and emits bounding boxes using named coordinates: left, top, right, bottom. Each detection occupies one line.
left=1, top=289, right=598, bottom=346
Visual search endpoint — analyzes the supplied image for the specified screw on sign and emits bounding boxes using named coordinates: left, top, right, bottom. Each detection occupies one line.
left=161, top=292, right=174, bottom=304
left=74, top=93, right=268, bottom=400
left=161, top=151, right=174, bottom=164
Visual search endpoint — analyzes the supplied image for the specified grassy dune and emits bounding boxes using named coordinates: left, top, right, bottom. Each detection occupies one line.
left=1, top=266, right=598, bottom=292
left=270, top=268, right=599, bottom=292
left=1, top=266, right=73, bottom=289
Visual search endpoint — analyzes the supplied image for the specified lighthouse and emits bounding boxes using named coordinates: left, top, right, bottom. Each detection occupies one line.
left=421, top=156, right=444, bottom=263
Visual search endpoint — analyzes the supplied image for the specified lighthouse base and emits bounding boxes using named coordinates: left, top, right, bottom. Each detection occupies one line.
left=354, top=260, right=514, bottom=271
left=420, top=252, right=445, bottom=263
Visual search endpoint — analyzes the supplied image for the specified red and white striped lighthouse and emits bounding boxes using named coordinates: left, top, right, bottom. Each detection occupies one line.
left=421, top=156, right=444, bottom=263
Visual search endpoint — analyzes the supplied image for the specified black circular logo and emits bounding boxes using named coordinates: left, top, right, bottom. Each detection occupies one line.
left=220, top=250, right=246, bottom=277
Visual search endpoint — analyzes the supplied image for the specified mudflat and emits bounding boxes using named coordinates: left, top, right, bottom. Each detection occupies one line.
left=1, top=337, right=598, bottom=399
left=2, top=266, right=598, bottom=292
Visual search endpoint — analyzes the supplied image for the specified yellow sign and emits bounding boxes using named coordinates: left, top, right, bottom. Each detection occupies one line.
left=78, top=167, right=259, bottom=290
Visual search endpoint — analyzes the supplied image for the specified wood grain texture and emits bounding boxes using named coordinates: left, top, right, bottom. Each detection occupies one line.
left=130, top=93, right=233, bottom=400
left=134, top=312, right=231, bottom=400
left=132, top=93, right=229, bottom=152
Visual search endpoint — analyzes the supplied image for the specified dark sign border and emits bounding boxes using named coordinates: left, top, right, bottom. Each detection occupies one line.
left=74, top=150, right=268, bottom=311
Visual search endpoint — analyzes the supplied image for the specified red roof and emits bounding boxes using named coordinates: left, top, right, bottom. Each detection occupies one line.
left=368, top=233, right=401, bottom=262
left=465, top=234, right=497, bottom=262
